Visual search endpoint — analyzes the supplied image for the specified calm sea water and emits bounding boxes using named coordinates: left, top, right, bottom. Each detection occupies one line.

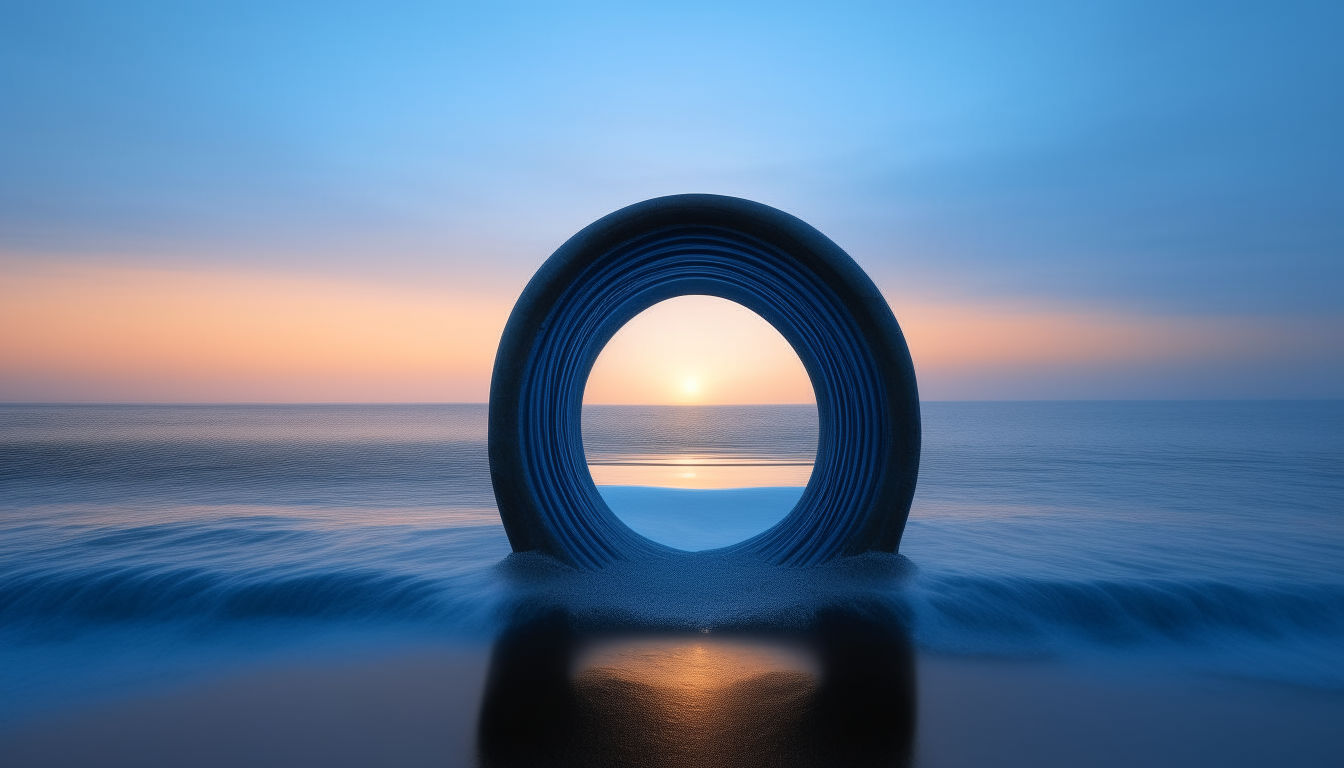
left=2, top=402, right=1342, bottom=720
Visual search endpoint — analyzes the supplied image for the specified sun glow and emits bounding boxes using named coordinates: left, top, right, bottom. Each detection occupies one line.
left=681, top=377, right=700, bottom=397
left=584, top=296, right=815, bottom=405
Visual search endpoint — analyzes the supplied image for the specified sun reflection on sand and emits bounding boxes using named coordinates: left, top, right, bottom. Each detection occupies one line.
left=477, top=609, right=917, bottom=768
left=574, top=635, right=819, bottom=696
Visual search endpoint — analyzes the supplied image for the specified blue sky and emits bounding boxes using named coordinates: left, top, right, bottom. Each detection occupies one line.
left=2, top=1, right=1341, bottom=399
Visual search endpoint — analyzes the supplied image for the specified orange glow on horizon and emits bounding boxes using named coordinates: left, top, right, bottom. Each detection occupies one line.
left=0, top=260, right=511, bottom=402
left=896, top=300, right=1249, bottom=369
left=0, top=259, right=1304, bottom=403
left=583, top=296, right=816, bottom=405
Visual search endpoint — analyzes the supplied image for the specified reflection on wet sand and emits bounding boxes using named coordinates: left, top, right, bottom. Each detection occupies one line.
left=477, top=608, right=915, bottom=768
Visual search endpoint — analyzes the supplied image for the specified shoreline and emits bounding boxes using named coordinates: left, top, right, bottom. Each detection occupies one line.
left=3, top=646, right=1341, bottom=768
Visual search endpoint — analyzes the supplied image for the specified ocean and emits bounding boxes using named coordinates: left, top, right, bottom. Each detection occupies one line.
left=2, top=402, right=1342, bottom=724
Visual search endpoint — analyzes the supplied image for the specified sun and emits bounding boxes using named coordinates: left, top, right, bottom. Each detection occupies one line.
left=681, top=377, right=700, bottom=397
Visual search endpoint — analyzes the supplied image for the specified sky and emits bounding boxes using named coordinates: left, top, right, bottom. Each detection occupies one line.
left=1, top=0, right=1340, bottom=402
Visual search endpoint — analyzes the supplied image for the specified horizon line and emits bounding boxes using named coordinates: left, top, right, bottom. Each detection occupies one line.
left=2, top=398, right=1339, bottom=406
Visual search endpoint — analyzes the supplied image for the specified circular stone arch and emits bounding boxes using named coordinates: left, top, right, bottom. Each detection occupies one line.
left=488, top=194, right=920, bottom=569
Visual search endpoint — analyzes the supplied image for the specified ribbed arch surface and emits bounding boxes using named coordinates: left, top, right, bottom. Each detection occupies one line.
left=488, top=195, right=920, bottom=569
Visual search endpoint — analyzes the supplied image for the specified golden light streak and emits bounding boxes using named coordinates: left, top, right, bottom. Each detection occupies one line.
left=1, top=259, right=1318, bottom=403
left=575, top=636, right=818, bottom=696
left=0, top=260, right=511, bottom=402
left=586, top=456, right=814, bottom=488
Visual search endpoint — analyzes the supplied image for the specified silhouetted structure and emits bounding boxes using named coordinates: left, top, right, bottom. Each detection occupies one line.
left=489, top=194, right=921, bottom=568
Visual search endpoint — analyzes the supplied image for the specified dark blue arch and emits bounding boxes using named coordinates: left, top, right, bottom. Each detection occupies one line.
left=488, top=194, right=920, bottom=569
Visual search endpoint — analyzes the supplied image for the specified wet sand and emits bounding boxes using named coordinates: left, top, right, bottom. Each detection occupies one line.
left=0, top=647, right=490, bottom=768
left=915, top=655, right=1344, bottom=768
left=2, top=648, right=1341, bottom=768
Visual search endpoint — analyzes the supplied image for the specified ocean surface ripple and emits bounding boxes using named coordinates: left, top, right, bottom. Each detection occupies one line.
left=2, top=402, right=1342, bottom=718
